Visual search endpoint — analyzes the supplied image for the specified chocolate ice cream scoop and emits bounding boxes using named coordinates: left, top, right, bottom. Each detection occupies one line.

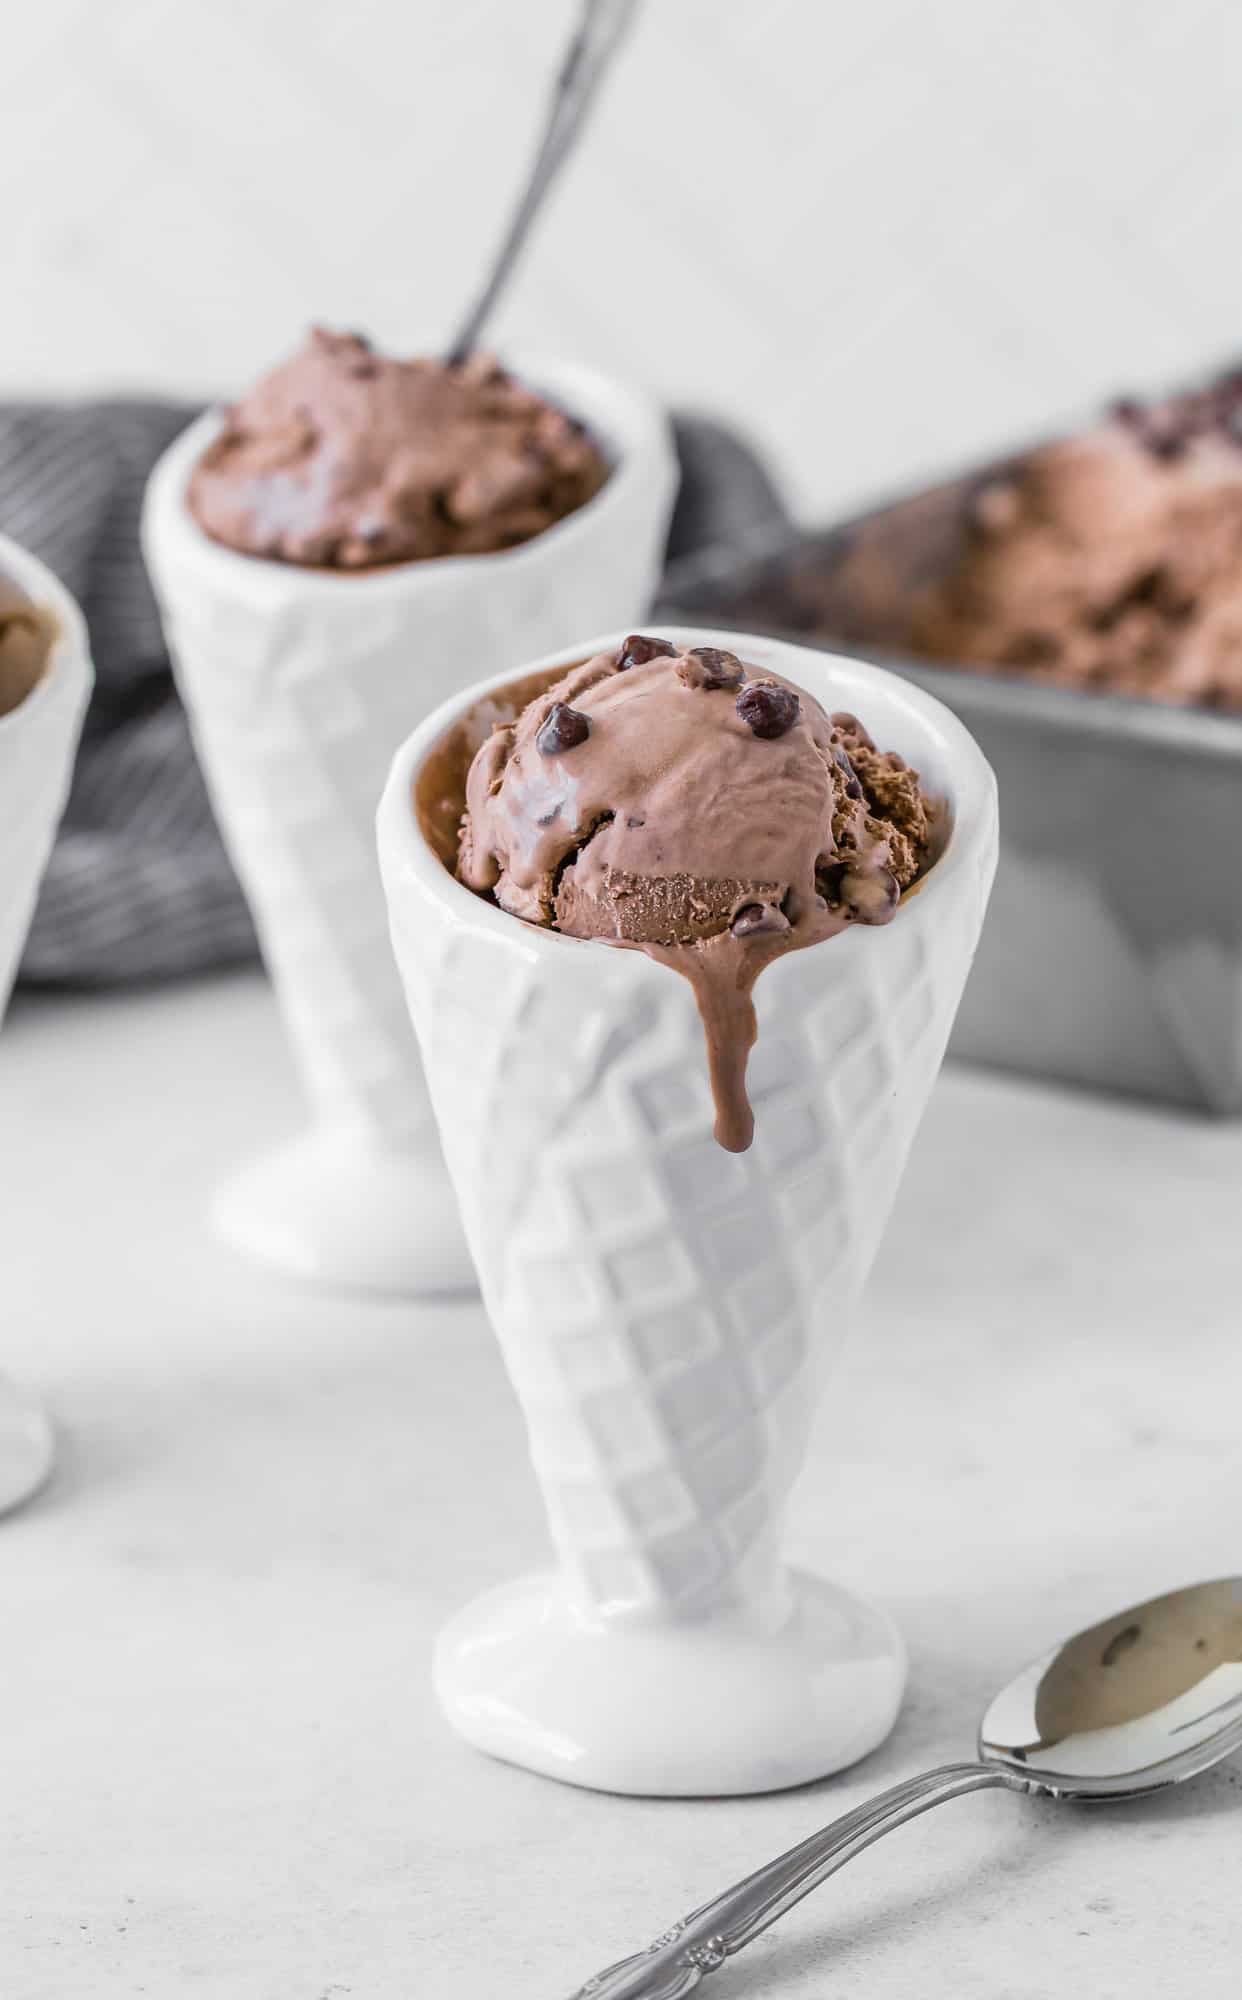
left=458, top=636, right=934, bottom=1150
left=0, top=574, right=54, bottom=718
left=187, top=328, right=609, bottom=570
left=912, top=371, right=1242, bottom=709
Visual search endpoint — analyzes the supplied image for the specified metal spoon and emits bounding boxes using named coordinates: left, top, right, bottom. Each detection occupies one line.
left=570, top=1577, right=1242, bottom=1998
left=445, top=0, right=640, bottom=365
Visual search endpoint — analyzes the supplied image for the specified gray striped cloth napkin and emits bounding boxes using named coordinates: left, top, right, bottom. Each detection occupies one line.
left=4, top=400, right=789, bottom=985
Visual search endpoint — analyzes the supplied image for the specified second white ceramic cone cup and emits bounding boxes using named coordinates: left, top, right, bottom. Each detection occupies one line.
left=0, top=534, right=93, bottom=1513
left=379, top=628, right=998, bottom=1795
left=143, top=361, right=677, bottom=1296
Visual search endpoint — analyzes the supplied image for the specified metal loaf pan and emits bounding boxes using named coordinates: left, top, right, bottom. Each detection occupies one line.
left=660, top=469, right=1242, bottom=1113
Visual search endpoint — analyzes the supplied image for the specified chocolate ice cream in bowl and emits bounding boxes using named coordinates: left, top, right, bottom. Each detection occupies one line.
left=377, top=626, right=997, bottom=1794
left=0, top=537, right=93, bottom=1512
left=142, top=330, right=676, bottom=1296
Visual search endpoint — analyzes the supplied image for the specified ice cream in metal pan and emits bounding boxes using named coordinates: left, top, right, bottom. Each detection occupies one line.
left=663, top=373, right=1242, bottom=1114
left=912, top=373, right=1242, bottom=710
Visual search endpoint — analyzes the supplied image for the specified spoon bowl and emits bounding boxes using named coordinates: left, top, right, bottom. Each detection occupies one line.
left=981, top=1578, right=1242, bottom=1798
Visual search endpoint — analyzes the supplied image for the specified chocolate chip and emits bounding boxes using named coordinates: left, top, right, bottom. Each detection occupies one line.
left=817, top=862, right=846, bottom=899
left=617, top=633, right=676, bottom=670
left=1110, top=394, right=1201, bottom=462
left=834, top=748, right=863, bottom=799
left=818, top=861, right=899, bottom=922
left=731, top=902, right=790, bottom=938
left=736, top=681, right=800, bottom=739
left=536, top=703, right=591, bottom=755
left=685, top=645, right=744, bottom=690
left=348, top=358, right=380, bottom=379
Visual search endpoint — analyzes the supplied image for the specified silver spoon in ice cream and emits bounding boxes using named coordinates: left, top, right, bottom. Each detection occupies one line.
left=446, top=0, right=640, bottom=363
left=570, top=1578, right=1242, bottom=1998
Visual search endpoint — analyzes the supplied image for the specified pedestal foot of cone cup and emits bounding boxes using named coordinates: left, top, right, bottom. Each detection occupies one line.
left=433, top=1568, right=906, bottom=1796
left=0, top=1376, right=54, bottom=1518
left=210, top=1126, right=477, bottom=1298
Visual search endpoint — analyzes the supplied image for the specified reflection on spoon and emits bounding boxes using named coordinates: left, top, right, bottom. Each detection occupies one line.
left=571, top=1578, right=1242, bottom=1999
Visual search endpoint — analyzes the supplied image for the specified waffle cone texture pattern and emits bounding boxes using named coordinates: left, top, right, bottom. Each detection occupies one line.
left=380, top=631, right=998, bottom=1622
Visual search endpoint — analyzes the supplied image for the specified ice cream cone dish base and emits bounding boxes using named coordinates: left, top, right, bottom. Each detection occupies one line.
left=379, top=629, right=997, bottom=1794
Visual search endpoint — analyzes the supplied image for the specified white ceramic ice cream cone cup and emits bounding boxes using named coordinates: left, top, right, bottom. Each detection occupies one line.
left=379, top=627, right=998, bottom=1795
left=0, top=534, right=93, bottom=1514
left=143, top=360, right=677, bottom=1297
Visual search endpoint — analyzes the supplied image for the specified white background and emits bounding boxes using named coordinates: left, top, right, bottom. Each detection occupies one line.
left=8, top=0, right=1242, bottom=520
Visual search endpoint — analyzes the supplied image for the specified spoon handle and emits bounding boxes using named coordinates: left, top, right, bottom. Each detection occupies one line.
left=569, top=1761, right=1023, bottom=1998
left=445, top=0, right=640, bottom=364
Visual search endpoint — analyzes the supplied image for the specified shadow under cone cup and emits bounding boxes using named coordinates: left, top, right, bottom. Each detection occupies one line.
left=142, top=362, right=677, bottom=1297
left=379, top=628, right=998, bottom=1794
left=0, top=533, right=93, bottom=1514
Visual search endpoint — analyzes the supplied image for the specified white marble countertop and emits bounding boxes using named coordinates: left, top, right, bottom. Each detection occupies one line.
left=1, top=972, right=1239, bottom=1998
